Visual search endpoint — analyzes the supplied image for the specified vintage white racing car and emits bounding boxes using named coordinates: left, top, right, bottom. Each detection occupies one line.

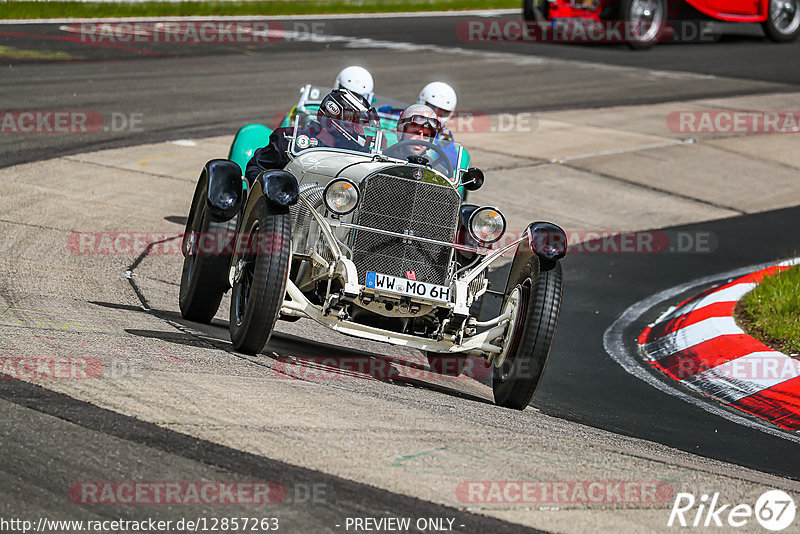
left=179, top=114, right=567, bottom=409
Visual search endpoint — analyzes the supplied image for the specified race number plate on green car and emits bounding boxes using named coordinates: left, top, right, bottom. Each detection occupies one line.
left=365, top=272, right=451, bottom=303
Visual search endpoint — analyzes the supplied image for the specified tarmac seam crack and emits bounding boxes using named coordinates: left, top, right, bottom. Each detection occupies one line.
left=0, top=321, right=106, bottom=334
left=474, top=150, right=546, bottom=164
left=0, top=218, right=74, bottom=233
left=483, top=164, right=547, bottom=172
left=547, top=138, right=692, bottom=164
left=135, top=274, right=179, bottom=287
left=697, top=140, right=800, bottom=173
left=62, top=156, right=196, bottom=182
left=560, top=163, right=747, bottom=215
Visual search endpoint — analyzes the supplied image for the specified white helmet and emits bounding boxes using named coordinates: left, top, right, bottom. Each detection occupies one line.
left=335, top=66, right=374, bottom=100
left=418, top=82, right=457, bottom=123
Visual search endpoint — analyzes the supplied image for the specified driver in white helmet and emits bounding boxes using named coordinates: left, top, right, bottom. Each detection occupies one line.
left=388, top=104, right=455, bottom=177
left=335, top=66, right=374, bottom=103
left=418, top=81, right=457, bottom=140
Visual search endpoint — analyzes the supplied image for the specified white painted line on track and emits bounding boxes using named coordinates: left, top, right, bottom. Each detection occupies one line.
left=0, top=9, right=520, bottom=25
left=603, top=259, right=800, bottom=445
left=46, top=18, right=719, bottom=83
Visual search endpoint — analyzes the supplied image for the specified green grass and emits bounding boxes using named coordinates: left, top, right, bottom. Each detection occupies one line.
left=739, top=264, right=800, bottom=355
left=0, top=0, right=519, bottom=19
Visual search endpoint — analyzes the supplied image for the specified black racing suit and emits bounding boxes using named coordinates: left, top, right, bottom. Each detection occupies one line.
left=244, top=127, right=293, bottom=187
left=245, top=121, right=368, bottom=187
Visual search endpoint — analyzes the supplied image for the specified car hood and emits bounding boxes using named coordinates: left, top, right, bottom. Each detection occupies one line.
left=287, top=150, right=454, bottom=189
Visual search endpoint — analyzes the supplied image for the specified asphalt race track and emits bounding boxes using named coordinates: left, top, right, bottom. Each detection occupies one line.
left=1, top=10, right=800, bottom=533
left=2, top=14, right=798, bottom=169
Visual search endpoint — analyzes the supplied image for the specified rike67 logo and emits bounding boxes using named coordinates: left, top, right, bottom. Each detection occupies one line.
left=668, top=490, right=796, bottom=531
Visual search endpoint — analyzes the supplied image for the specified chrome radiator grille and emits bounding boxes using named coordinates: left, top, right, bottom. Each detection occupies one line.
left=352, top=173, right=460, bottom=286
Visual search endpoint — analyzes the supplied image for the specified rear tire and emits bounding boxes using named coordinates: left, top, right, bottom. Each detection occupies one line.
left=229, top=197, right=291, bottom=355
left=493, top=261, right=562, bottom=409
left=762, top=0, right=800, bottom=42
left=523, top=0, right=549, bottom=21
left=426, top=353, right=467, bottom=377
left=179, top=184, right=236, bottom=323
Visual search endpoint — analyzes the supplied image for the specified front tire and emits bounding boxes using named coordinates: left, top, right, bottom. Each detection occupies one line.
left=493, top=261, right=563, bottom=409
left=762, top=0, right=800, bottom=42
left=229, top=197, right=291, bottom=354
left=179, top=184, right=236, bottom=323
left=621, top=0, right=667, bottom=49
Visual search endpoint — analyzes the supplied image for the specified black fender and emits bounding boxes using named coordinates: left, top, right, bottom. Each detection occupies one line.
left=230, top=170, right=298, bottom=278
left=260, top=169, right=299, bottom=208
left=527, top=222, right=567, bottom=264
left=239, top=170, right=298, bottom=225
left=505, top=221, right=566, bottom=295
left=203, top=159, right=245, bottom=222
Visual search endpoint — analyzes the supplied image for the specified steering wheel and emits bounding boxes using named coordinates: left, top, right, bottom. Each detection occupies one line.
left=382, top=139, right=455, bottom=177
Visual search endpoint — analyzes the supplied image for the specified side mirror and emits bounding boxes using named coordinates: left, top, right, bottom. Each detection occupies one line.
left=461, top=167, right=484, bottom=191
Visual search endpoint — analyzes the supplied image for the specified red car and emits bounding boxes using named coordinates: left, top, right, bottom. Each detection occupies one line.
left=523, top=0, right=800, bottom=48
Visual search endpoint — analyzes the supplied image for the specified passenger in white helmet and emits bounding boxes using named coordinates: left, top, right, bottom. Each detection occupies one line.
left=335, top=66, right=374, bottom=102
left=418, top=82, right=457, bottom=125
left=418, top=81, right=458, bottom=143
left=415, top=82, right=460, bottom=169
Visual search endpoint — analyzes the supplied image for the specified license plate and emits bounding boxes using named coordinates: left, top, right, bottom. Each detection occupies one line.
left=365, top=272, right=451, bottom=303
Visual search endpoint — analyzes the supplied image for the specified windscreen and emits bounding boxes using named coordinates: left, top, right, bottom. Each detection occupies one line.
left=290, top=113, right=464, bottom=180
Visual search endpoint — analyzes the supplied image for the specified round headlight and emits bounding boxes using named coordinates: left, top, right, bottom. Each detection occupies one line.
left=468, top=207, right=506, bottom=244
left=323, top=179, right=360, bottom=215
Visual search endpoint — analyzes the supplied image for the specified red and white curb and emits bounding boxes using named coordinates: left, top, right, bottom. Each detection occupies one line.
left=638, top=258, right=800, bottom=430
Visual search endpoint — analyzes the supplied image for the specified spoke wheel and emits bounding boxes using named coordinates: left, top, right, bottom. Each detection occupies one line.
left=763, top=0, right=800, bottom=42
left=622, top=0, right=666, bottom=49
left=493, top=261, right=562, bottom=410
left=229, top=197, right=291, bottom=355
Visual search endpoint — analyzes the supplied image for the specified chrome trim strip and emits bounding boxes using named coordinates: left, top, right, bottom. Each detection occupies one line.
left=330, top=220, right=489, bottom=254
